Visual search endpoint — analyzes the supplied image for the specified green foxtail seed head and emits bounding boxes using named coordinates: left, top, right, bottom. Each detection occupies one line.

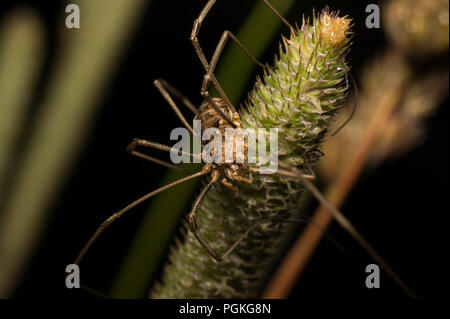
left=151, top=10, right=352, bottom=299
left=319, top=10, right=352, bottom=46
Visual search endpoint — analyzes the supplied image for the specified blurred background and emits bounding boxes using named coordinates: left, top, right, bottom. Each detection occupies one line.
left=0, top=0, right=448, bottom=298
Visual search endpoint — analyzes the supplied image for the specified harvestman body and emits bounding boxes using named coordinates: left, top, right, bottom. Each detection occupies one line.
left=72, top=0, right=415, bottom=298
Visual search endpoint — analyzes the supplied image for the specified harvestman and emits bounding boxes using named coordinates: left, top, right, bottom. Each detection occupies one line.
left=72, top=0, right=415, bottom=298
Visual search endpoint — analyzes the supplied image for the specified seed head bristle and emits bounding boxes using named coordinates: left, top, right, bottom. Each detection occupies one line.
left=319, top=10, right=352, bottom=46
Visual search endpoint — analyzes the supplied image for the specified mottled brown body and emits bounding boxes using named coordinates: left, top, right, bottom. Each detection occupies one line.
left=194, top=97, right=251, bottom=192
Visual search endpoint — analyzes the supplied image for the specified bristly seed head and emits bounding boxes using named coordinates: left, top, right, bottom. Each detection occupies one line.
left=242, top=9, right=352, bottom=167
left=319, top=11, right=352, bottom=46
left=152, top=9, right=353, bottom=299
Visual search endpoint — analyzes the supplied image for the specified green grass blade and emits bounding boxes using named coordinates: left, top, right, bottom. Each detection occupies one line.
left=0, top=9, right=44, bottom=204
left=0, top=0, right=149, bottom=297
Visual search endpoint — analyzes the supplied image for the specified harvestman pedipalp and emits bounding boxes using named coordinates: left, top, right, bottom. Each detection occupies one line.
left=72, top=0, right=416, bottom=298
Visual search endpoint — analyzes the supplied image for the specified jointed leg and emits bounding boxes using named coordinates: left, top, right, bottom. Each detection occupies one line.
left=127, top=138, right=202, bottom=162
left=74, top=167, right=210, bottom=266
left=127, top=139, right=188, bottom=173
left=154, top=79, right=197, bottom=114
left=256, top=162, right=374, bottom=237
left=261, top=0, right=294, bottom=30
left=249, top=165, right=314, bottom=181
left=268, top=163, right=417, bottom=298
left=190, top=0, right=293, bottom=125
left=191, top=0, right=293, bottom=81
left=191, top=214, right=321, bottom=262
left=200, top=30, right=267, bottom=94
left=331, top=71, right=359, bottom=136
left=224, top=216, right=347, bottom=259
left=153, top=79, right=196, bottom=134
left=187, top=177, right=224, bottom=261
left=220, top=178, right=238, bottom=192
left=219, top=217, right=307, bottom=261
left=277, top=161, right=315, bottom=180
left=79, top=284, right=108, bottom=298
left=225, top=168, right=253, bottom=184
left=200, top=0, right=296, bottom=94
left=232, top=175, right=253, bottom=184
left=190, top=0, right=238, bottom=115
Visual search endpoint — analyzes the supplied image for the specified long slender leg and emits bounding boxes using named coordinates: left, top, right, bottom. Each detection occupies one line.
left=191, top=0, right=293, bottom=80
left=153, top=79, right=196, bottom=134
left=190, top=0, right=292, bottom=123
left=126, top=138, right=188, bottom=173
left=197, top=29, right=263, bottom=128
left=128, top=150, right=187, bottom=173
left=277, top=161, right=315, bottom=180
left=187, top=177, right=223, bottom=261
left=79, top=284, right=108, bottom=298
left=249, top=165, right=314, bottom=181
left=197, top=29, right=265, bottom=127
left=201, top=0, right=297, bottom=94
left=192, top=0, right=292, bottom=84
left=190, top=0, right=237, bottom=115
left=187, top=172, right=334, bottom=262
left=261, top=0, right=294, bottom=30
left=200, top=30, right=267, bottom=94
left=269, top=163, right=417, bottom=298
left=191, top=2, right=262, bottom=123
left=74, top=167, right=210, bottom=266
left=330, top=72, right=359, bottom=136
left=155, top=79, right=197, bottom=114
left=218, top=216, right=334, bottom=261
left=127, top=138, right=202, bottom=162
left=191, top=215, right=343, bottom=263
left=190, top=0, right=216, bottom=70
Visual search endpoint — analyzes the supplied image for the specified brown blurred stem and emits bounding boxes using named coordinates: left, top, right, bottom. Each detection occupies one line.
left=262, top=73, right=406, bottom=299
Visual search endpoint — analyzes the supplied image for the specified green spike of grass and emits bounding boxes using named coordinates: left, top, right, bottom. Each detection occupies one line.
left=151, top=10, right=352, bottom=299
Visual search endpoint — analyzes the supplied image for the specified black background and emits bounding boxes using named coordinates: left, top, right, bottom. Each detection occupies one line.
left=0, top=0, right=448, bottom=299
